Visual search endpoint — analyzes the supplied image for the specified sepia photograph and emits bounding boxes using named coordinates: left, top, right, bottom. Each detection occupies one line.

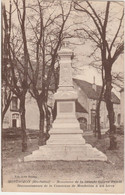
left=1, top=0, right=124, bottom=193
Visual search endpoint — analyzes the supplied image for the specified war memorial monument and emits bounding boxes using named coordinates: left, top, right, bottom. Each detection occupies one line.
left=24, top=46, right=107, bottom=162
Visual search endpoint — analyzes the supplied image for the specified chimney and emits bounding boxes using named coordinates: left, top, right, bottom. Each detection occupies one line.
left=92, top=76, right=96, bottom=91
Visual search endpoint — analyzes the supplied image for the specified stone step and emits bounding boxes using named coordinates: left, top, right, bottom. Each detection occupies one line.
left=47, top=134, right=86, bottom=144
left=24, top=144, right=107, bottom=162
left=48, top=134, right=84, bottom=139
left=50, top=128, right=83, bottom=134
left=52, top=123, right=80, bottom=128
left=53, top=118, right=79, bottom=123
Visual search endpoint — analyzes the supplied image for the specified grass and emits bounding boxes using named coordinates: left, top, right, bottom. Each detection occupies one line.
left=2, top=133, right=124, bottom=193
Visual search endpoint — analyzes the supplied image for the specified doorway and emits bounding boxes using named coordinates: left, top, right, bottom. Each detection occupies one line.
left=78, top=117, right=87, bottom=131
left=12, top=119, right=17, bottom=128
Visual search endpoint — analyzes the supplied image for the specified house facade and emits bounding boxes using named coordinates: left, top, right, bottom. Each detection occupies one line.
left=3, top=78, right=121, bottom=132
left=73, top=78, right=120, bottom=131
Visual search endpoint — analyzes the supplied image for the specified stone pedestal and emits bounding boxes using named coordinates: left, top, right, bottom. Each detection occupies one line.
left=24, top=46, right=107, bottom=162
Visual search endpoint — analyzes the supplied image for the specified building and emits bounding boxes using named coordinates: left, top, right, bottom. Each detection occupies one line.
left=3, top=78, right=121, bottom=132
left=73, top=78, right=120, bottom=131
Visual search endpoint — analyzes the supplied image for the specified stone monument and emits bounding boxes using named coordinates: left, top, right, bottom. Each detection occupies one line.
left=24, top=45, right=107, bottom=161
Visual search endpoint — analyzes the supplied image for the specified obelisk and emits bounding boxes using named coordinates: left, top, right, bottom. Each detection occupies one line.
left=24, top=45, right=107, bottom=161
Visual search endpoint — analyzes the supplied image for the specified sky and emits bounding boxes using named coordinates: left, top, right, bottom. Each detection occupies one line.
left=72, top=45, right=124, bottom=98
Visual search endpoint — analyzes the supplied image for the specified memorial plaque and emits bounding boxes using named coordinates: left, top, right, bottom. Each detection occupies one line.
left=59, top=102, right=73, bottom=113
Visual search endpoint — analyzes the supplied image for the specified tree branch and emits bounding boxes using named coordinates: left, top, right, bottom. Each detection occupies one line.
left=109, top=10, right=124, bottom=52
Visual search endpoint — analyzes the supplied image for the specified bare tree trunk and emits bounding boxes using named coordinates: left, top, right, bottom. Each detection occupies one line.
left=38, top=105, right=46, bottom=146
left=96, top=82, right=105, bottom=139
left=105, top=74, right=117, bottom=150
left=44, top=103, right=51, bottom=140
left=2, top=93, right=12, bottom=123
left=96, top=110, right=101, bottom=139
left=20, top=95, right=27, bottom=152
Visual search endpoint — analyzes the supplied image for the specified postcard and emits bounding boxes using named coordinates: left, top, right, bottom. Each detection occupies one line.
left=1, top=0, right=124, bottom=193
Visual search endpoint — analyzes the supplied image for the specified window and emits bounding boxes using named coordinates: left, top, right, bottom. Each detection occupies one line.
left=117, top=114, right=121, bottom=125
left=11, top=97, right=18, bottom=111
left=12, top=113, right=19, bottom=119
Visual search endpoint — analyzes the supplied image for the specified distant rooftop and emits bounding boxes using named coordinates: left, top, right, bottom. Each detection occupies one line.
left=73, top=78, right=120, bottom=104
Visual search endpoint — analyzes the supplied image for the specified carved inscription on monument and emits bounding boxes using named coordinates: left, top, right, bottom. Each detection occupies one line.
left=59, top=102, right=73, bottom=113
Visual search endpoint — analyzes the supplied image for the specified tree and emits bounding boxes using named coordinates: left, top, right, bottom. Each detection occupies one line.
left=95, top=73, right=105, bottom=139
left=2, top=83, right=12, bottom=123
left=2, top=0, right=30, bottom=152
left=3, top=0, right=73, bottom=147
left=2, top=4, right=12, bottom=123
left=74, top=1, right=124, bottom=149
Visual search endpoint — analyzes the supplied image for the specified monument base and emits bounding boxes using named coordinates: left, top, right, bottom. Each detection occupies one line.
left=24, top=137, right=107, bottom=162
left=24, top=110, right=107, bottom=162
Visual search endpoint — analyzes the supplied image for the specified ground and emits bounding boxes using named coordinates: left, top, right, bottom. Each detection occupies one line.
left=2, top=132, right=124, bottom=193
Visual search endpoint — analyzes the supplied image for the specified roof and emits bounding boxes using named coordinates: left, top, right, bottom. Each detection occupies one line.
left=73, top=78, right=120, bottom=104
left=76, top=101, right=88, bottom=113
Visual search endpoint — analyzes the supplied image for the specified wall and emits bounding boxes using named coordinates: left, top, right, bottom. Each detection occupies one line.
left=3, top=92, right=40, bottom=130
left=25, top=93, right=39, bottom=130
left=3, top=109, right=10, bottom=129
left=98, top=101, right=120, bottom=129
left=113, top=103, right=121, bottom=127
